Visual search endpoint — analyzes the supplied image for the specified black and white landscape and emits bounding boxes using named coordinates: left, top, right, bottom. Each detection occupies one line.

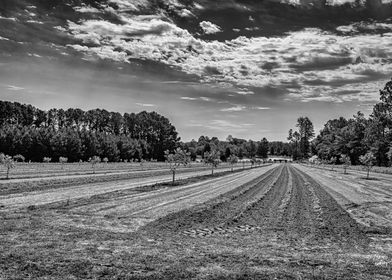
left=1, top=1, right=392, bottom=279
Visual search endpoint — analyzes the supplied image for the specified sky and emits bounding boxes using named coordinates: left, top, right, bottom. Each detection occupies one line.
left=0, top=0, right=391, bottom=141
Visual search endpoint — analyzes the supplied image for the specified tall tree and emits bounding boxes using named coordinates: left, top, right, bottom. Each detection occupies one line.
left=296, top=116, right=315, bottom=159
left=257, top=138, right=269, bottom=159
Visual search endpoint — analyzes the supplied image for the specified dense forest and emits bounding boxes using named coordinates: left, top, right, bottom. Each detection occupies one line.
left=0, top=101, right=287, bottom=162
left=284, top=78, right=392, bottom=167
left=312, top=78, right=392, bottom=167
left=0, top=103, right=179, bottom=162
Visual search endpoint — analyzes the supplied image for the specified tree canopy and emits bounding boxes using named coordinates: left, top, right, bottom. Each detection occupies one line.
left=0, top=102, right=179, bottom=162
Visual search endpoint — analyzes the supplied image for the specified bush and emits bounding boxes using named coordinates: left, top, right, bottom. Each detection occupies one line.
left=13, top=154, right=25, bottom=162
left=43, top=157, right=52, bottom=163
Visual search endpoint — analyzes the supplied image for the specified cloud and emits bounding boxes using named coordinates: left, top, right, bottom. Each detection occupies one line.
left=0, top=16, right=17, bottom=21
left=200, top=97, right=212, bottom=102
left=336, top=22, right=392, bottom=34
left=237, top=90, right=254, bottom=95
left=108, top=0, right=146, bottom=11
left=178, top=9, right=194, bottom=17
left=65, top=9, right=392, bottom=104
left=74, top=6, right=101, bottom=13
left=181, top=97, right=197, bottom=100
left=253, top=107, right=271, bottom=110
left=189, top=120, right=256, bottom=132
left=326, top=0, right=358, bottom=5
left=199, top=21, right=222, bottom=34
left=135, top=103, right=155, bottom=107
left=6, top=85, right=25, bottom=91
left=220, top=105, right=246, bottom=112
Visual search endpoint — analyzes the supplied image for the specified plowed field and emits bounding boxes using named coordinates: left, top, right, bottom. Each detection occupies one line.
left=1, top=164, right=391, bottom=279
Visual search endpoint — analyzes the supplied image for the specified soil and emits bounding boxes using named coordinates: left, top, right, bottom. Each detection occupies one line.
left=143, top=165, right=368, bottom=246
left=1, top=163, right=391, bottom=279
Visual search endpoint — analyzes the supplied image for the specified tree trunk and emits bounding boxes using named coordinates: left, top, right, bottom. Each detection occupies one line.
left=172, top=170, right=175, bottom=184
left=231, top=166, right=233, bottom=172
left=367, top=168, right=370, bottom=179
left=211, top=166, right=214, bottom=175
left=344, top=166, right=347, bottom=174
left=6, top=167, right=10, bottom=179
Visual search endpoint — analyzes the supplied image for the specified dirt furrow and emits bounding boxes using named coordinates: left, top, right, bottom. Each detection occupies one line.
left=143, top=165, right=284, bottom=234
left=291, top=166, right=368, bottom=244
left=149, top=164, right=369, bottom=246
left=234, top=165, right=291, bottom=229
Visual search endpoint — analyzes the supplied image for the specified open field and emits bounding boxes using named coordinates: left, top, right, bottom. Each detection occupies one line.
left=0, top=162, right=259, bottom=196
left=1, top=163, right=391, bottom=279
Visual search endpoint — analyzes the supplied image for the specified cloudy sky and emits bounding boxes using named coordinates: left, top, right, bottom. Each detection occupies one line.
left=0, top=0, right=391, bottom=141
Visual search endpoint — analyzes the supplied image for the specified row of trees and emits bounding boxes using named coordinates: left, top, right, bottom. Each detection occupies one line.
left=1, top=101, right=293, bottom=163
left=0, top=102, right=179, bottom=162
left=181, top=136, right=289, bottom=162
left=312, top=78, right=392, bottom=167
left=165, top=147, right=265, bottom=184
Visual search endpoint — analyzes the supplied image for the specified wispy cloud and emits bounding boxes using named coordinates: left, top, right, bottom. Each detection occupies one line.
left=181, top=96, right=197, bottom=100
left=237, top=90, right=254, bottom=95
left=253, top=107, right=271, bottom=110
left=135, top=103, right=156, bottom=107
left=189, top=119, right=256, bottom=132
left=220, top=105, right=246, bottom=112
left=200, top=97, right=212, bottom=102
left=6, top=85, right=25, bottom=91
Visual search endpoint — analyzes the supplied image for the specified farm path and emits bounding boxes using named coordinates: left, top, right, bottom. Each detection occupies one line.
left=295, top=164, right=392, bottom=233
left=0, top=164, right=275, bottom=212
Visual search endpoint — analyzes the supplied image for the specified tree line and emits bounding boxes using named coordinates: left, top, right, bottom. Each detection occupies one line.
left=0, top=102, right=179, bottom=162
left=181, top=135, right=291, bottom=162
left=1, top=101, right=289, bottom=163
left=288, top=78, right=392, bottom=167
